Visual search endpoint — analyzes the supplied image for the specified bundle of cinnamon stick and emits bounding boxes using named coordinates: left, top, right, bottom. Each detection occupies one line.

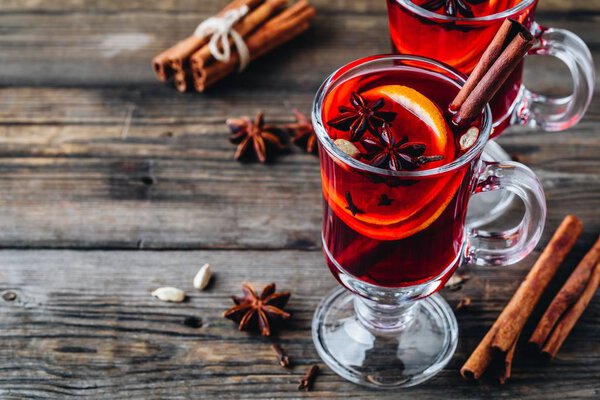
left=462, top=215, right=600, bottom=383
left=152, top=0, right=315, bottom=92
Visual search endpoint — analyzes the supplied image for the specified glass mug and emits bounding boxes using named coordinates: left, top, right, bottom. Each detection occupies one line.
left=387, top=0, right=593, bottom=228
left=311, top=55, right=546, bottom=388
left=387, top=0, right=595, bottom=135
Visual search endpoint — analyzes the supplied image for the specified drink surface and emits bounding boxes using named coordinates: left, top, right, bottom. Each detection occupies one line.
left=412, top=0, right=522, bottom=18
left=387, top=0, right=537, bottom=134
left=319, top=66, right=482, bottom=288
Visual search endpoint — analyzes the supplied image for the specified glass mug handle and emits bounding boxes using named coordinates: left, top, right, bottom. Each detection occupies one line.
left=512, top=23, right=595, bottom=131
left=467, top=161, right=546, bottom=266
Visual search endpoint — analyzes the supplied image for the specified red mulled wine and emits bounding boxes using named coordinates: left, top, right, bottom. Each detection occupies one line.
left=319, top=62, right=485, bottom=288
left=387, top=0, right=537, bottom=135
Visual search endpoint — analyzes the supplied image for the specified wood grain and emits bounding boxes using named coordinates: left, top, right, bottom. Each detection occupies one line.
left=1, top=249, right=599, bottom=398
left=1, top=0, right=600, bottom=397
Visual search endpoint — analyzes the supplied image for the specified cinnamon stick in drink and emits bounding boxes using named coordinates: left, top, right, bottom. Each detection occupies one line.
left=151, top=0, right=263, bottom=81
left=190, top=0, right=288, bottom=71
left=541, top=261, right=600, bottom=358
left=461, top=215, right=584, bottom=381
left=193, top=0, right=316, bottom=92
left=529, top=236, right=600, bottom=355
left=449, top=19, right=534, bottom=128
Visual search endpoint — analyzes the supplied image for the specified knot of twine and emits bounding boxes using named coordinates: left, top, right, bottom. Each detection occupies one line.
left=194, top=5, right=251, bottom=71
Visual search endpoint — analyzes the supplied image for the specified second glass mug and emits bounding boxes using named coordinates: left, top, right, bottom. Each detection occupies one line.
left=387, top=0, right=594, bottom=226
left=311, top=55, right=547, bottom=388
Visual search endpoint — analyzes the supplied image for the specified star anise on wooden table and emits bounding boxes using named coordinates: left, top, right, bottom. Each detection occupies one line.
left=286, top=109, right=318, bottom=154
left=361, top=124, right=444, bottom=171
left=224, top=282, right=291, bottom=336
left=227, top=112, right=287, bottom=163
left=327, top=92, right=397, bottom=142
left=421, top=0, right=485, bottom=18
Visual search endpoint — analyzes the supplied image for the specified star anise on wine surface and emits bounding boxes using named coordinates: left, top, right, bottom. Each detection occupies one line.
left=227, top=112, right=287, bottom=163
left=361, top=124, right=444, bottom=171
left=223, top=282, right=291, bottom=336
left=327, top=92, right=397, bottom=142
left=345, top=192, right=364, bottom=216
left=377, top=194, right=394, bottom=206
left=421, top=0, right=485, bottom=18
left=286, top=110, right=317, bottom=154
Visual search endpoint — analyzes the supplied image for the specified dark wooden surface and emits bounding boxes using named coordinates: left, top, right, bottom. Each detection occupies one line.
left=1, top=0, right=599, bottom=398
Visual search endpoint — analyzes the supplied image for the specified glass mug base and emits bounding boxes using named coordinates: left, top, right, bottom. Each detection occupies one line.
left=466, top=140, right=516, bottom=228
left=312, top=287, right=458, bottom=389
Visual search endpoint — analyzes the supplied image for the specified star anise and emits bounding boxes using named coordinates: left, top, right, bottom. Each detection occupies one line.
left=345, top=191, right=364, bottom=216
left=377, top=194, right=394, bottom=206
left=227, top=112, right=287, bottom=163
left=327, top=92, right=396, bottom=142
left=224, top=282, right=291, bottom=336
left=286, top=110, right=318, bottom=154
left=421, top=0, right=485, bottom=18
left=361, top=124, right=444, bottom=171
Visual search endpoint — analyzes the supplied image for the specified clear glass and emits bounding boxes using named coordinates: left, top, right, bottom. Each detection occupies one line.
left=387, top=0, right=594, bottom=227
left=311, top=55, right=547, bottom=388
left=388, top=0, right=595, bottom=134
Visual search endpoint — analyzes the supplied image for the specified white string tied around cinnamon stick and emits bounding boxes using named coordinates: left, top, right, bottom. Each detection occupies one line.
left=194, top=5, right=251, bottom=71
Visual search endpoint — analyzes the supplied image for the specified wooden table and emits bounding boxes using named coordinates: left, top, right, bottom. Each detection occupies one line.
left=1, top=0, right=599, bottom=398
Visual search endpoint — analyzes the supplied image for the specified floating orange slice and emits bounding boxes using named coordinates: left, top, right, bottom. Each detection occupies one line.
left=323, top=85, right=462, bottom=240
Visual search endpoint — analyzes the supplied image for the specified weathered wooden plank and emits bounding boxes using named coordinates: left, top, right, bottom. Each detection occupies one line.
left=1, top=248, right=599, bottom=398
left=0, top=11, right=598, bottom=87
left=0, top=120, right=597, bottom=249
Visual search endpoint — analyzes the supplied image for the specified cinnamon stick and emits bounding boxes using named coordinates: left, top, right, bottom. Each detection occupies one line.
left=491, top=215, right=584, bottom=354
left=449, top=19, right=534, bottom=128
left=541, top=261, right=600, bottom=358
left=190, top=0, right=288, bottom=71
left=529, top=236, right=600, bottom=354
left=193, top=0, right=315, bottom=92
left=499, top=340, right=516, bottom=384
left=151, top=0, right=262, bottom=81
left=174, top=68, right=194, bottom=92
left=461, top=215, right=584, bottom=380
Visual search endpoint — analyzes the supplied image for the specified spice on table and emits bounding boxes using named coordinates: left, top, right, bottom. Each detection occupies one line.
left=529, top=236, right=600, bottom=358
left=2, top=291, right=17, bottom=301
left=193, top=263, right=213, bottom=290
left=271, top=343, right=290, bottom=368
left=448, top=19, right=534, bottom=128
left=461, top=215, right=584, bottom=383
left=224, top=282, right=291, bottom=336
left=444, top=273, right=470, bottom=291
left=454, top=297, right=472, bottom=313
left=298, top=364, right=319, bottom=391
left=152, top=0, right=262, bottom=81
left=287, top=110, right=317, bottom=154
left=152, top=0, right=315, bottom=92
left=190, top=0, right=287, bottom=79
left=227, top=112, right=288, bottom=163
left=152, top=287, right=187, bottom=303
left=192, top=0, right=316, bottom=92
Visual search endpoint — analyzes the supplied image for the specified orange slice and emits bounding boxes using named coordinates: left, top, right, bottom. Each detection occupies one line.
left=363, top=85, right=450, bottom=158
left=322, top=85, right=462, bottom=240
